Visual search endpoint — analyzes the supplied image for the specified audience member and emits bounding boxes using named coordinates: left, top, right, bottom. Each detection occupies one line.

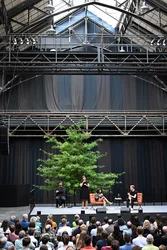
left=142, top=234, right=158, bottom=250
left=132, top=226, right=147, bottom=248
left=20, top=214, right=29, bottom=232
left=120, top=233, right=134, bottom=250
left=80, top=235, right=95, bottom=250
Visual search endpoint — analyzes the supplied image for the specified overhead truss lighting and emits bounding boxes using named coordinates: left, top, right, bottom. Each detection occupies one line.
left=140, top=0, right=149, bottom=13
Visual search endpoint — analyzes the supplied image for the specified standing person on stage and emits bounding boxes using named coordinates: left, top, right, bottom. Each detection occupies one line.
left=80, top=175, right=90, bottom=209
left=56, top=181, right=66, bottom=208
left=127, top=185, right=137, bottom=210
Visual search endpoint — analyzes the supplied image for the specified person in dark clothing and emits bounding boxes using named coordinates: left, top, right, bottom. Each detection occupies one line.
left=127, top=185, right=137, bottom=209
left=55, top=181, right=66, bottom=208
left=80, top=176, right=90, bottom=209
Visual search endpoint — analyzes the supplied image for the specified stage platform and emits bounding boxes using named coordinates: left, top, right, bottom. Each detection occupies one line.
left=30, top=204, right=167, bottom=225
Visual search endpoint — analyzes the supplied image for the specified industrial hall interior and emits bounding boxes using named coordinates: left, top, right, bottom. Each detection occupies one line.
left=0, top=0, right=167, bottom=219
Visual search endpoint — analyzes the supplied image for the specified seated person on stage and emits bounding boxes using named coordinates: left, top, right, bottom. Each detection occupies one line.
left=127, top=185, right=137, bottom=209
left=95, top=189, right=112, bottom=206
left=55, top=181, right=66, bottom=208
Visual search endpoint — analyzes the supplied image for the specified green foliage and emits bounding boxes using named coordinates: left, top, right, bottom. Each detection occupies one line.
left=36, top=122, right=123, bottom=193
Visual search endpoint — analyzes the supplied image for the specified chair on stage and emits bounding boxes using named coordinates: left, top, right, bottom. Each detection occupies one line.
left=89, top=193, right=104, bottom=210
left=123, top=192, right=143, bottom=208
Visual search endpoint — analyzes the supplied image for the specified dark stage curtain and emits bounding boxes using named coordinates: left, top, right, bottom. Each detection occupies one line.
left=0, top=137, right=167, bottom=203
left=1, top=75, right=167, bottom=111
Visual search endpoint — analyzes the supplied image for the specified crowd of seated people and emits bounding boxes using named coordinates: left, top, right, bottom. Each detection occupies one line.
left=0, top=213, right=167, bottom=250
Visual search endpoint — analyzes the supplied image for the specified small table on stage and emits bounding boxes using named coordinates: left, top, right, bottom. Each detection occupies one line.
left=114, top=197, right=122, bottom=208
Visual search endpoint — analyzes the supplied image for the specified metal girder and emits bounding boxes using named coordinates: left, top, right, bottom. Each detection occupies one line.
left=1, top=50, right=167, bottom=75
left=0, top=0, right=43, bottom=25
left=1, top=112, right=167, bottom=137
left=0, top=0, right=12, bottom=34
left=21, top=2, right=167, bottom=34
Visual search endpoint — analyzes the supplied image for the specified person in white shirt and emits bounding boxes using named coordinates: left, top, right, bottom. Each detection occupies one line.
left=132, top=226, right=147, bottom=247
left=57, top=218, right=72, bottom=237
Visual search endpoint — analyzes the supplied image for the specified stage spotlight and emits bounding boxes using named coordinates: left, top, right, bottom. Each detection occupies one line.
left=25, top=38, right=30, bottom=45
left=140, top=0, right=149, bottom=13
left=31, top=37, right=36, bottom=45
left=47, top=25, right=55, bottom=35
left=45, top=1, right=55, bottom=12
left=157, top=38, right=162, bottom=46
left=13, top=37, right=17, bottom=45
left=163, top=39, right=166, bottom=46
left=19, top=38, right=23, bottom=45
left=120, top=46, right=125, bottom=52
left=150, top=38, right=156, bottom=46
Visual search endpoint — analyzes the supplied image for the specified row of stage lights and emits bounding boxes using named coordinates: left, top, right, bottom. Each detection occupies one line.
left=150, top=38, right=167, bottom=46
left=12, top=37, right=37, bottom=46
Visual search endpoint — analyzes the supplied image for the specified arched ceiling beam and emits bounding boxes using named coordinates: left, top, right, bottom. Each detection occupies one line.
left=22, top=2, right=166, bottom=34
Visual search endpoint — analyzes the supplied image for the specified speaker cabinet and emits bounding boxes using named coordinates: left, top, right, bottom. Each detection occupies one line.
left=120, top=207, right=131, bottom=213
left=0, top=125, right=9, bottom=155
left=96, top=208, right=106, bottom=213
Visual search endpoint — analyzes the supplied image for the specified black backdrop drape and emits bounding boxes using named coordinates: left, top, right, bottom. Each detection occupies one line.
left=1, top=74, right=167, bottom=111
left=0, top=137, right=167, bottom=204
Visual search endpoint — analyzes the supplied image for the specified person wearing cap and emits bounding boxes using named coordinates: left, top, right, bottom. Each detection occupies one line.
left=142, top=234, right=158, bottom=250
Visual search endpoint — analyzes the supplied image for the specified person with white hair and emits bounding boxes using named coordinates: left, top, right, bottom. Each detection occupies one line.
left=20, top=214, right=30, bottom=232
left=0, top=233, right=7, bottom=249
left=160, top=226, right=167, bottom=246
left=142, top=234, right=159, bottom=250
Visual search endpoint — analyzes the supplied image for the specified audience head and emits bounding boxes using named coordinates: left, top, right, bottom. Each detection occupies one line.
left=22, top=214, right=28, bottom=221
left=118, top=218, right=125, bottom=226
left=84, top=235, right=92, bottom=246
left=78, top=220, right=84, bottom=227
left=96, top=221, right=101, bottom=227
left=74, top=214, right=80, bottom=220
left=80, top=224, right=87, bottom=231
left=0, top=234, right=7, bottom=248
left=41, top=235, right=50, bottom=245
left=22, top=237, right=31, bottom=247
left=61, top=218, right=67, bottom=226
left=62, top=234, right=70, bottom=245
left=143, top=220, right=151, bottom=230
left=137, top=226, right=144, bottom=235
left=106, top=236, right=114, bottom=246
left=10, top=216, right=16, bottom=222
left=162, top=226, right=167, bottom=234
left=146, top=234, right=154, bottom=244
left=97, top=226, right=103, bottom=235
left=111, top=240, right=120, bottom=250
left=9, top=224, right=15, bottom=233
left=18, top=230, right=26, bottom=239
left=45, top=224, right=51, bottom=232
left=103, top=216, right=109, bottom=224
left=108, top=219, right=113, bottom=225
left=90, top=217, right=96, bottom=225
left=124, top=233, right=131, bottom=243
left=127, top=221, right=132, bottom=228
left=30, top=216, right=37, bottom=223
left=132, top=246, right=142, bottom=250
left=159, top=245, right=166, bottom=250
left=39, top=246, right=48, bottom=250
